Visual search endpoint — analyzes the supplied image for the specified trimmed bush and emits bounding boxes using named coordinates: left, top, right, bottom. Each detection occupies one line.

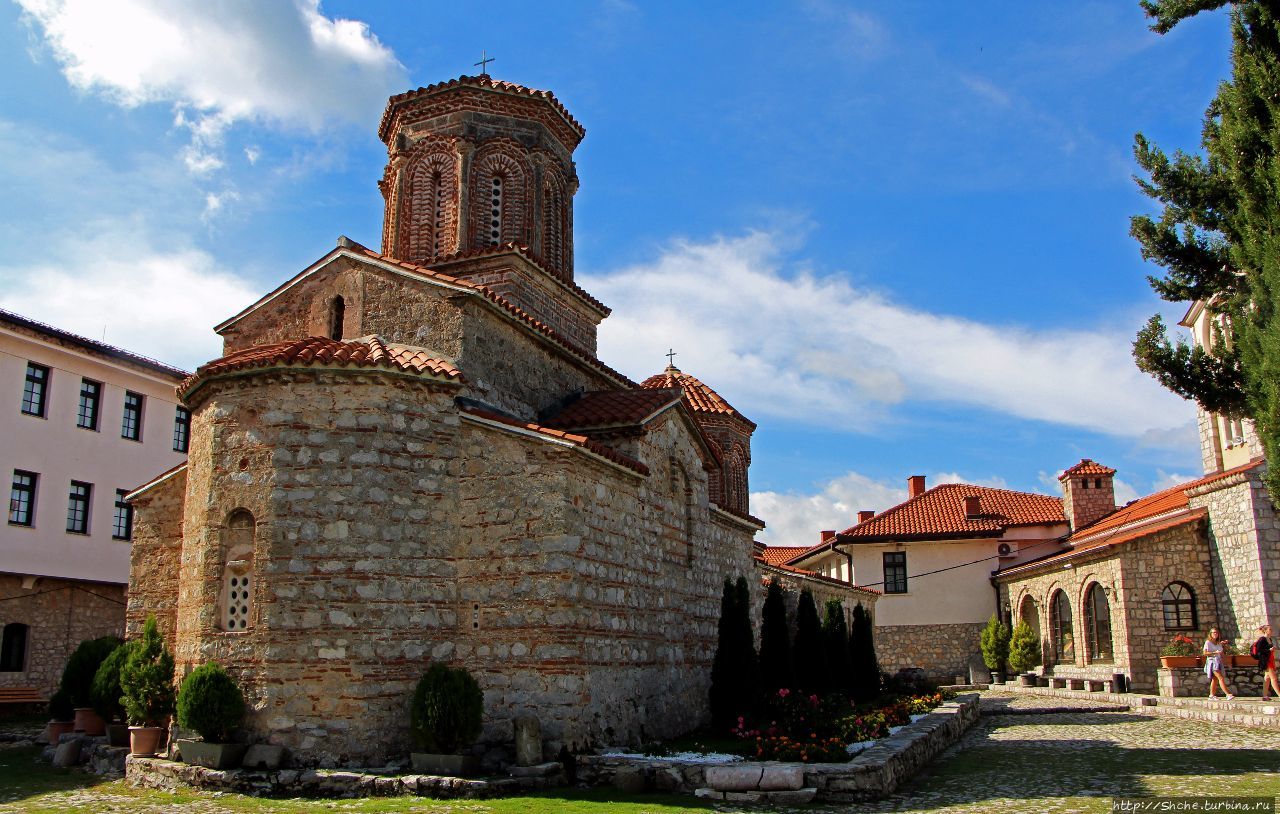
left=120, top=615, right=175, bottom=727
left=980, top=615, right=1011, bottom=673
left=1007, top=621, right=1042, bottom=674
left=48, top=688, right=74, bottom=722
left=822, top=599, right=852, bottom=694
left=792, top=589, right=827, bottom=693
left=410, top=663, right=483, bottom=754
left=758, top=579, right=793, bottom=693
left=177, top=662, right=245, bottom=742
left=60, top=636, right=121, bottom=708
left=710, top=576, right=758, bottom=729
left=91, top=641, right=138, bottom=722
left=849, top=602, right=879, bottom=703
left=733, top=576, right=759, bottom=704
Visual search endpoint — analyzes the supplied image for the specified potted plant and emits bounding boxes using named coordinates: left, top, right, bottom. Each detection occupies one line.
left=46, top=688, right=75, bottom=746
left=175, top=662, right=247, bottom=769
left=62, top=635, right=120, bottom=736
left=120, top=615, right=175, bottom=757
left=409, top=663, right=483, bottom=776
left=92, top=641, right=138, bottom=747
left=980, top=615, right=1011, bottom=684
left=1221, top=639, right=1250, bottom=668
left=1160, top=633, right=1202, bottom=668
left=1007, top=621, right=1042, bottom=686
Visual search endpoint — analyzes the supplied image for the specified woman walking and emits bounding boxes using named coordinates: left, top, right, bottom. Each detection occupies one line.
left=1203, top=628, right=1234, bottom=700
left=1255, top=624, right=1279, bottom=702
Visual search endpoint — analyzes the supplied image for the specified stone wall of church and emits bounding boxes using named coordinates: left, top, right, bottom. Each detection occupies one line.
left=873, top=623, right=985, bottom=682
left=0, top=574, right=125, bottom=696
left=125, top=468, right=187, bottom=643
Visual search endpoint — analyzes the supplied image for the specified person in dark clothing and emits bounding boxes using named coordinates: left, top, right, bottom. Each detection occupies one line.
left=1254, top=624, right=1278, bottom=701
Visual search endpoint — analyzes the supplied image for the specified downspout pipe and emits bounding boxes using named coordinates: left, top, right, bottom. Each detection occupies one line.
left=833, top=535, right=855, bottom=585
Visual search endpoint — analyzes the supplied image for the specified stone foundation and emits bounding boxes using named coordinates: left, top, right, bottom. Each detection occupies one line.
left=1157, top=666, right=1268, bottom=698
left=874, top=623, right=985, bottom=681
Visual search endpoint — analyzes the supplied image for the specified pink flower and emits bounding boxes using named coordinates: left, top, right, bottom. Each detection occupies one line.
left=778, top=688, right=791, bottom=698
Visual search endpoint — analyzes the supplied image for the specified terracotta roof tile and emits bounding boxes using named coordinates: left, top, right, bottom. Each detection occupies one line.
left=998, top=510, right=1208, bottom=576
left=834, top=484, right=1064, bottom=542
left=379, top=75, right=584, bottom=144
left=640, top=365, right=756, bottom=430
left=1059, top=458, right=1117, bottom=480
left=754, top=558, right=883, bottom=595
left=543, top=388, right=682, bottom=431
left=179, top=336, right=462, bottom=401
left=758, top=546, right=811, bottom=567
left=458, top=403, right=649, bottom=476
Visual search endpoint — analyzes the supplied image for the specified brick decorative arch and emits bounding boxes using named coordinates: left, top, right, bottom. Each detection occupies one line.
left=469, top=140, right=531, bottom=249
left=404, top=151, right=460, bottom=263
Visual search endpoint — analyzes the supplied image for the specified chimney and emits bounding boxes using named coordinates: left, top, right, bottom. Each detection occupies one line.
left=907, top=475, right=926, bottom=498
left=819, top=530, right=836, bottom=544
left=964, top=495, right=981, bottom=519
left=857, top=510, right=875, bottom=524
left=1058, top=458, right=1117, bottom=532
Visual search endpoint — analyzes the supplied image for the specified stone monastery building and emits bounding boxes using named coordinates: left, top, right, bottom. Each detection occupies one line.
left=124, top=74, right=795, bottom=767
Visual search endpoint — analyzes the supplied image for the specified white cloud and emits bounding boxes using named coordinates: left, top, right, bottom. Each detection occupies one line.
left=583, top=230, right=1194, bottom=437
left=1151, top=469, right=1197, bottom=492
left=0, top=229, right=258, bottom=371
left=1112, top=478, right=1139, bottom=506
left=17, top=0, right=406, bottom=176
left=802, top=0, right=888, bottom=61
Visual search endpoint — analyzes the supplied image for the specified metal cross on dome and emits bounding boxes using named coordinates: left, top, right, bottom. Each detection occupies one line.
left=666, top=348, right=677, bottom=367
left=475, top=51, right=494, bottom=76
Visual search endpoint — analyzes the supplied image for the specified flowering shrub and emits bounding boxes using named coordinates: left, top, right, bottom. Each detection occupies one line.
left=906, top=692, right=945, bottom=715
left=1161, top=634, right=1199, bottom=657
left=754, top=733, right=848, bottom=762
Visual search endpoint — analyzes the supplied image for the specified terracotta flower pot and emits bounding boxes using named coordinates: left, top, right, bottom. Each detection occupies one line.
left=73, top=708, right=106, bottom=736
left=177, top=740, right=247, bottom=770
left=1160, top=655, right=1202, bottom=668
left=1228, top=654, right=1256, bottom=668
left=129, top=726, right=166, bottom=757
left=46, top=720, right=75, bottom=746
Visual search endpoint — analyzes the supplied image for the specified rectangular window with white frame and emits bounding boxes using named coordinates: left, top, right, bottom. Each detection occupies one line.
left=66, top=481, right=91, bottom=534
left=883, top=551, right=907, bottom=594
left=21, top=363, right=49, bottom=417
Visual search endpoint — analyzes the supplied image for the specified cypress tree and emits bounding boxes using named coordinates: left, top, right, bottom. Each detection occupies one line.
left=849, top=602, right=880, bottom=703
left=709, top=578, right=739, bottom=728
left=792, top=589, right=827, bottom=693
left=1129, top=1, right=1280, bottom=501
left=733, top=576, right=759, bottom=705
left=758, top=578, right=793, bottom=692
left=822, top=599, right=853, bottom=694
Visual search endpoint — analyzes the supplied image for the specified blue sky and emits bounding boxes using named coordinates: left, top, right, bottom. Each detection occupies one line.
left=0, top=1, right=1235, bottom=546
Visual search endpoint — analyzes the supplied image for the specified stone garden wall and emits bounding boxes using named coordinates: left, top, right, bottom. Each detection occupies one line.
left=875, top=622, right=985, bottom=682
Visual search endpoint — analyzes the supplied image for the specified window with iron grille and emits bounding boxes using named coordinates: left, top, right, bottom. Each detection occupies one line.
left=883, top=551, right=907, bottom=593
left=8, top=471, right=37, bottom=527
left=77, top=379, right=100, bottom=430
left=173, top=407, right=190, bottom=453
left=21, top=363, right=49, bottom=417
left=121, top=392, right=143, bottom=441
left=112, top=489, right=132, bottom=540
left=66, top=481, right=91, bottom=534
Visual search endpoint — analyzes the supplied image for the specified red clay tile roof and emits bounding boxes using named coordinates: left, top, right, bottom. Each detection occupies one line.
left=458, top=403, right=649, bottom=476
left=0, top=308, right=188, bottom=380
left=543, top=388, right=682, bottom=431
left=758, top=546, right=811, bottom=567
left=754, top=558, right=883, bottom=596
left=425, top=242, right=610, bottom=316
left=179, top=336, right=462, bottom=401
left=1059, top=458, right=1117, bottom=480
left=640, top=365, right=756, bottom=430
left=379, top=75, right=584, bottom=144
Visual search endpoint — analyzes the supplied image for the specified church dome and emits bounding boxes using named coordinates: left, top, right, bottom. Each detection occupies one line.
left=640, top=364, right=755, bottom=429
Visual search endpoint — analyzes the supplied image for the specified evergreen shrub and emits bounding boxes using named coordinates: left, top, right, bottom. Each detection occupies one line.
left=48, top=688, right=74, bottom=722
left=792, top=589, right=827, bottom=693
left=1007, top=621, right=1041, bottom=674
left=176, top=662, right=245, bottom=742
left=120, top=615, right=175, bottom=726
left=759, top=579, right=793, bottom=692
left=849, top=603, right=879, bottom=703
left=60, top=635, right=121, bottom=708
left=91, top=641, right=138, bottom=722
left=979, top=615, right=1011, bottom=673
left=410, top=663, right=483, bottom=754
left=822, top=600, right=852, bottom=694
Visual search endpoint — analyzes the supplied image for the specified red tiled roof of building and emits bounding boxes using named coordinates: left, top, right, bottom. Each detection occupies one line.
left=179, top=336, right=462, bottom=401
left=379, top=75, right=584, bottom=144
left=754, top=557, right=883, bottom=596
left=543, top=388, right=682, bottom=431
left=639, top=365, right=757, bottom=430
left=833, top=484, right=1065, bottom=542
left=458, top=403, right=649, bottom=476
left=758, top=546, right=811, bottom=567
left=1059, top=458, right=1117, bottom=480
left=998, top=511, right=1208, bottom=577
left=425, top=242, right=610, bottom=315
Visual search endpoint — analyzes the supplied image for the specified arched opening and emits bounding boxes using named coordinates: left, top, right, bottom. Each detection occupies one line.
left=489, top=175, right=504, bottom=245
left=221, top=509, right=256, bottom=632
left=0, top=623, right=28, bottom=672
left=1050, top=589, right=1074, bottom=665
left=1083, top=583, right=1113, bottom=663
left=329, top=296, right=345, bottom=341
left=669, top=460, right=694, bottom=566
left=1019, top=595, right=1039, bottom=632
left=1161, top=581, right=1197, bottom=630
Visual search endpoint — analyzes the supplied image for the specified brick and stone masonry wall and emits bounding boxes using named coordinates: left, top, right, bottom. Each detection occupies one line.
left=874, top=622, right=985, bottom=682
left=0, top=574, right=125, bottom=695
left=126, top=470, right=186, bottom=642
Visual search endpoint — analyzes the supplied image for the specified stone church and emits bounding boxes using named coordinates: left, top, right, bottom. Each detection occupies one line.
left=124, top=74, right=775, bottom=767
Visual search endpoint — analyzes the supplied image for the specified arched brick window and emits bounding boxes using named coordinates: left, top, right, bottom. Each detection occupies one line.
left=1083, top=583, right=1113, bottom=663
left=1162, top=582, right=1197, bottom=630
left=221, top=509, right=256, bottom=632
left=670, top=460, right=694, bottom=566
left=0, top=623, right=28, bottom=672
left=1050, top=589, right=1074, bottom=665
left=541, top=170, right=569, bottom=277
left=726, top=444, right=748, bottom=513
left=470, top=147, right=528, bottom=249
left=1019, top=595, right=1039, bottom=632
left=405, top=152, right=458, bottom=263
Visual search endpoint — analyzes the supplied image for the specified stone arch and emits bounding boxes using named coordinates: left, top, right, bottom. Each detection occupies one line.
left=726, top=443, right=748, bottom=513
left=669, top=458, right=694, bottom=566
left=1082, top=581, right=1113, bottom=663
left=1049, top=587, right=1075, bottom=667
left=470, top=140, right=531, bottom=249
left=220, top=509, right=256, bottom=632
left=404, top=147, right=461, bottom=263
left=1161, top=580, right=1197, bottom=630
left=540, top=161, right=571, bottom=279
left=328, top=295, right=346, bottom=341
left=0, top=622, right=29, bottom=672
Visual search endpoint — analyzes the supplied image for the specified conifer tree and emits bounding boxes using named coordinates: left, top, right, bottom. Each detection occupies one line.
left=849, top=602, right=879, bottom=703
left=822, top=599, right=853, bottom=693
left=734, top=576, right=759, bottom=703
left=1130, top=1, right=1280, bottom=499
left=709, top=576, right=759, bottom=727
left=792, top=589, right=828, bottom=693
left=759, top=578, right=793, bottom=692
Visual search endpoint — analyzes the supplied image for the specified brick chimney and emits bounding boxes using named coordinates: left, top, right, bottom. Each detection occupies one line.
left=963, top=495, right=981, bottom=519
left=1059, top=459, right=1117, bottom=532
left=819, top=530, right=836, bottom=544
left=907, top=475, right=926, bottom=498
left=857, top=510, right=875, bottom=524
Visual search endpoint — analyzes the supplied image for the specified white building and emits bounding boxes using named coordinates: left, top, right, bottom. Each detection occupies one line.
left=1, top=309, right=187, bottom=693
